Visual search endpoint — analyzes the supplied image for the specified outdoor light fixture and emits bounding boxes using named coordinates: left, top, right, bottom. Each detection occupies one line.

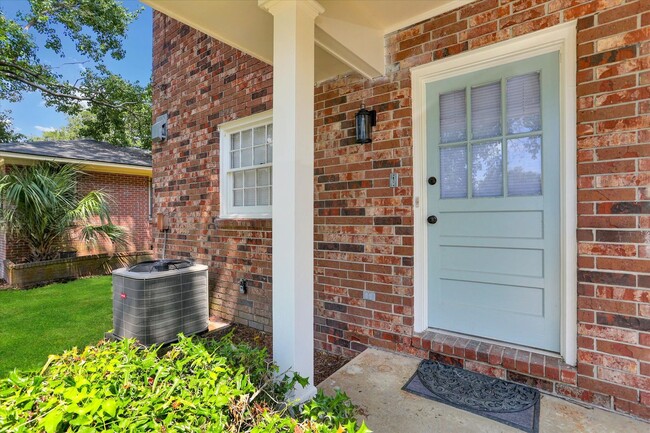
left=355, top=103, right=376, bottom=143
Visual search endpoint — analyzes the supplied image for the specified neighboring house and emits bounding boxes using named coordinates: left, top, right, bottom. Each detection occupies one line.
left=0, top=139, right=153, bottom=278
left=146, top=0, right=649, bottom=420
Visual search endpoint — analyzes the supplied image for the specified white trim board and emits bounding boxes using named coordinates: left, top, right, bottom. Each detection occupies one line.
left=0, top=153, right=152, bottom=177
left=411, top=22, right=577, bottom=366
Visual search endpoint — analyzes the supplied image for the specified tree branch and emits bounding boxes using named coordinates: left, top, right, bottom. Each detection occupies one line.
left=0, top=71, right=139, bottom=109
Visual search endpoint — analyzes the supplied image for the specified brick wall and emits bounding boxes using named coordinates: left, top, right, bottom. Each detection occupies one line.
left=152, top=0, right=650, bottom=420
left=152, top=13, right=274, bottom=331
left=75, top=171, right=152, bottom=255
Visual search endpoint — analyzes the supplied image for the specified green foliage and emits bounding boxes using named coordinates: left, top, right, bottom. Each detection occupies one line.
left=40, top=80, right=152, bottom=149
left=0, top=336, right=370, bottom=432
left=301, top=390, right=358, bottom=427
left=0, top=110, right=26, bottom=142
left=0, top=162, right=128, bottom=261
left=0, top=1, right=151, bottom=148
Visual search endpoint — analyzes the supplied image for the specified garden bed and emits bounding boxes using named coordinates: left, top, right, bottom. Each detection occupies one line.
left=207, top=324, right=351, bottom=385
left=4, top=250, right=153, bottom=288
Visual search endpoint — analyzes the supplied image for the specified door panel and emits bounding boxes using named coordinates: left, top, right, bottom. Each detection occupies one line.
left=426, top=51, right=560, bottom=352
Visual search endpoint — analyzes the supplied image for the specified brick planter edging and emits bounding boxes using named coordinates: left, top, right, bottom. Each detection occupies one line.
left=4, top=251, right=154, bottom=288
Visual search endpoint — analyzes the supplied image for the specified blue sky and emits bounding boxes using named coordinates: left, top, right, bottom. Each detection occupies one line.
left=1, top=0, right=152, bottom=138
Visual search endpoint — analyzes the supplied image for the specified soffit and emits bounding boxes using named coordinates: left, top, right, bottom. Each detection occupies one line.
left=143, top=0, right=470, bottom=82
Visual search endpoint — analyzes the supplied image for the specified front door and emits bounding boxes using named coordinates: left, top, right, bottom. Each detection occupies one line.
left=426, top=51, right=561, bottom=352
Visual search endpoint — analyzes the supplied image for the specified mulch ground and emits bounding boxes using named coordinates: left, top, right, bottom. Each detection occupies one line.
left=206, top=323, right=350, bottom=385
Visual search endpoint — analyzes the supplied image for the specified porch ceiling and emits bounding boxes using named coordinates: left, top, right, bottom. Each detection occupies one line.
left=142, top=0, right=472, bottom=82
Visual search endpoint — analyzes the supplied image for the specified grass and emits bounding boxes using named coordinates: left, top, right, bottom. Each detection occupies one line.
left=0, top=276, right=112, bottom=377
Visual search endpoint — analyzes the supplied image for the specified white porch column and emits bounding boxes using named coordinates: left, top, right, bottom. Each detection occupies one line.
left=259, top=0, right=323, bottom=401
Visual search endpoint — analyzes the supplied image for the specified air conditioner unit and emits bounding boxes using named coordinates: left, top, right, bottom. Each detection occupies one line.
left=112, top=259, right=208, bottom=345
left=152, top=113, right=167, bottom=142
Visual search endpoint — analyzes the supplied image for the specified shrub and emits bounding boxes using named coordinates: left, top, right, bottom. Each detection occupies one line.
left=0, top=336, right=370, bottom=432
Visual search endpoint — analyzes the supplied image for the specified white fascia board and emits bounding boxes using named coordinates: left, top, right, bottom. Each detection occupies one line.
left=0, top=152, right=152, bottom=177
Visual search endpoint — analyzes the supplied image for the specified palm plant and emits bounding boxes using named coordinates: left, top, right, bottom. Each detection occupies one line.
left=0, top=162, right=128, bottom=262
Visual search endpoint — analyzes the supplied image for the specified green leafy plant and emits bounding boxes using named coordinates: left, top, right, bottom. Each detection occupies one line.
left=0, top=162, right=128, bottom=261
left=0, top=335, right=371, bottom=432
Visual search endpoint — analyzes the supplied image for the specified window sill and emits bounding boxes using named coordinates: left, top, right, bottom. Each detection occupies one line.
left=209, top=217, right=272, bottom=230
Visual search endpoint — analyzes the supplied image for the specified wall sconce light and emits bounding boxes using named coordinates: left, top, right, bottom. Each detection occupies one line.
left=355, top=103, right=376, bottom=143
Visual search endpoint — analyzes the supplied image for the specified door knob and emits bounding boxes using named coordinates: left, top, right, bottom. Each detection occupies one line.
left=427, top=215, right=438, bottom=224
left=428, top=176, right=437, bottom=185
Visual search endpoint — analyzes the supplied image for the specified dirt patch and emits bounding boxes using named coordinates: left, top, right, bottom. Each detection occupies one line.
left=206, top=323, right=351, bottom=385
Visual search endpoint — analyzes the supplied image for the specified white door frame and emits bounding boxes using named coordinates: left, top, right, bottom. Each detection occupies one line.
left=411, top=21, right=577, bottom=365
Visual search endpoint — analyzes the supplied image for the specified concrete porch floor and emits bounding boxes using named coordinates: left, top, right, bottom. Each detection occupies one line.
left=318, top=348, right=648, bottom=433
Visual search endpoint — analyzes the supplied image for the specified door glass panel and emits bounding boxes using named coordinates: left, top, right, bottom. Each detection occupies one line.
left=507, top=136, right=542, bottom=196
left=471, top=82, right=502, bottom=139
left=472, top=141, right=503, bottom=197
left=507, top=72, right=541, bottom=134
left=440, top=90, right=467, bottom=143
left=440, top=146, right=468, bottom=199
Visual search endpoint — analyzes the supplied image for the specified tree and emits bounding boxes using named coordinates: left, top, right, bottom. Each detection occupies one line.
left=0, top=162, right=128, bottom=262
left=0, top=0, right=151, bottom=147
left=0, top=110, right=26, bottom=142
left=39, top=81, right=152, bottom=148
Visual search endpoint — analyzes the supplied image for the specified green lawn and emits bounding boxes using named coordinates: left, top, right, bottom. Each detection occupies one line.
left=0, top=276, right=112, bottom=376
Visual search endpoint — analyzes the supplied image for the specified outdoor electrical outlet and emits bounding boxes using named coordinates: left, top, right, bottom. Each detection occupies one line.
left=239, top=279, right=247, bottom=294
left=363, top=290, right=376, bottom=301
left=389, top=173, right=399, bottom=188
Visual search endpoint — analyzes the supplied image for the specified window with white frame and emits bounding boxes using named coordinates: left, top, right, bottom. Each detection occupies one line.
left=219, top=110, right=273, bottom=218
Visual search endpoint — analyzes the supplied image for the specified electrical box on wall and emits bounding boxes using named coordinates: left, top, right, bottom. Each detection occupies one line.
left=157, top=213, right=169, bottom=232
left=152, top=113, right=167, bottom=142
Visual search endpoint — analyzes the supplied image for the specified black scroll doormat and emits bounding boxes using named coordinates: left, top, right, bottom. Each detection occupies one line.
left=403, top=360, right=540, bottom=433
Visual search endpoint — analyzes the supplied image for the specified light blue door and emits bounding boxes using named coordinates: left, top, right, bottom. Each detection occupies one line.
left=426, top=52, right=561, bottom=352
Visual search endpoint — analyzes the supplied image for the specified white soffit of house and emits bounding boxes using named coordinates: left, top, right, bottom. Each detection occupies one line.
left=142, top=0, right=471, bottom=82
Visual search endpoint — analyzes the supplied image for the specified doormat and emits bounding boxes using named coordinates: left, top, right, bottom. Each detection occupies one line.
left=403, top=360, right=540, bottom=433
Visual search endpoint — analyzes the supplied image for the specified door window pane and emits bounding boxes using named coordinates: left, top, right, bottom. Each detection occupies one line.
left=472, top=141, right=503, bottom=197
left=440, top=90, right=467, bottom=143
left=471, top=82, right=502, bottom=139
left=507, top=136, right=542, bottom=196
left=507, top=72, right=541, bottom=134
left=440, top=146, right=468, bottom=199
